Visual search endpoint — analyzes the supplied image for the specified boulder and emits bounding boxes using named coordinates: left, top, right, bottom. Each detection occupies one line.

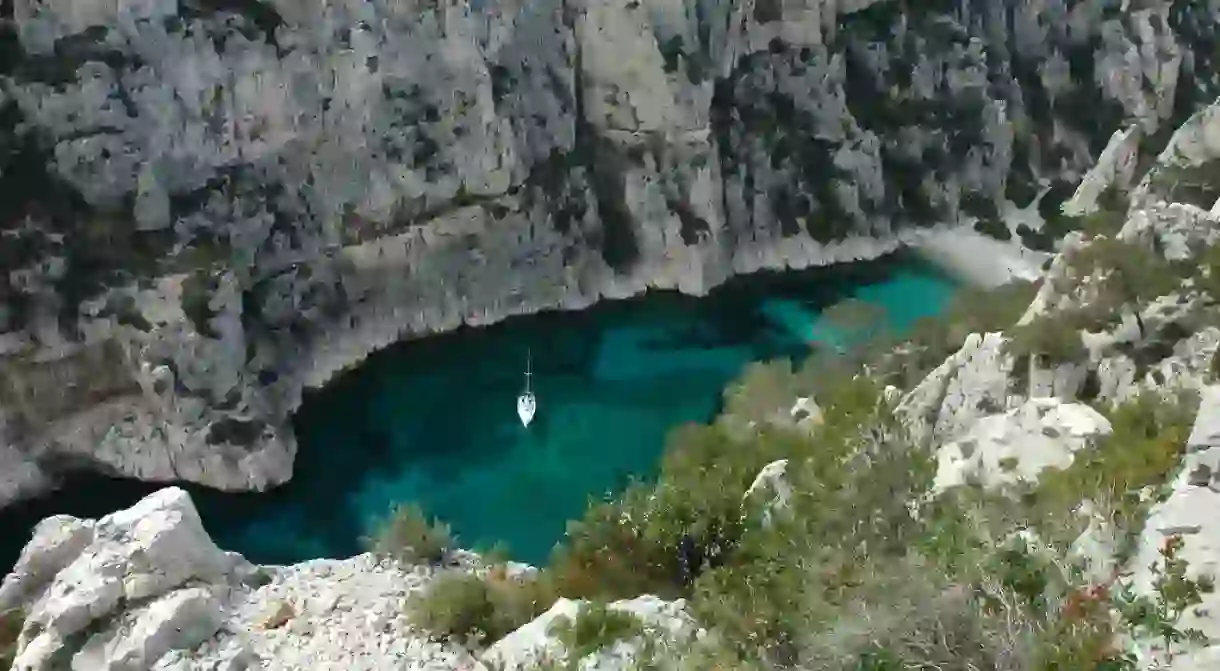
left=744, top=459, right=793, bottom=527
left=480, top=595, right=697, bottom=671
left=932, top=398, right=1112, bottom=493
left=899, top=331, right=1016, bottom=445
left=1, top=488, right=242, bottom=670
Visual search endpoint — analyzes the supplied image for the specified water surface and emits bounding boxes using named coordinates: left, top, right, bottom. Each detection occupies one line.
left=0, top=253, right=957, bottom=570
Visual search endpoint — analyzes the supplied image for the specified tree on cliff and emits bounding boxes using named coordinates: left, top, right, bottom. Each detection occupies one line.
left=1066, top=236, right=1185, bottom=339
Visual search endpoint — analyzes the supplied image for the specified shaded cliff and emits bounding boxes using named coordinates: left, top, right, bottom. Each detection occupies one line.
left=0, top=0, right=1217, bottom=504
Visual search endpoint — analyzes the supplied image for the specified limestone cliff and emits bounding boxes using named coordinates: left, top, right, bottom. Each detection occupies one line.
left=8, top=92, right=1220, bottom=670
left=1, top=0, right=1218, bottom=504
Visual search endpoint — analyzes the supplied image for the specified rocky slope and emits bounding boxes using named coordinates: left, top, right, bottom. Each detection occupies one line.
left=1, top=0, right=1218, bottom=505
left=7, top=90, right=1220, bottom=671
left=0, top=486, right=704, bottom=670
left=896, top=94, right=1220, bottom=669
left=7, top=97, right=1220, bottom=668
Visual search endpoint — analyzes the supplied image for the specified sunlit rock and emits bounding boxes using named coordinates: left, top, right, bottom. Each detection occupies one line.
left=932, top=398, right=1112, bottom=493
left=481, top=595, right=697, bottom=671
left=2, top=0, right=1218, bottom=505
left=0, top=488, right=500, bottom=670
left=899, top=331, right=1016, bottom=445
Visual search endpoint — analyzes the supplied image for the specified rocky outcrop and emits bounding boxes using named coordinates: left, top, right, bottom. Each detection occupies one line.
left=0, top=486, right=695, bottom=670
left=931, top=397, right=1112, bottom=492
left=1, top=0, right=1217, bottom=505
left=890, top=95, right=1220, bottom=669
left=481, top=595, right=699, bottom=671
left=12, top=94, right=1220, bottom=669
left=0, top=487, right=495, bottom=670
left=743, top=458, right=793, bottom=527
left=1119, top=384, right=1220, bottom=667
left=898, top=330, right=1016, bottom=445
left=0, top=488, right=251, bottom=671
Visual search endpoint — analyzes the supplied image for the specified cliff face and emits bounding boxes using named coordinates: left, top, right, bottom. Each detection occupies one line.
left=0, top=0, right=1217, bottom=504
left=6, top=91, right=1220, bottom=671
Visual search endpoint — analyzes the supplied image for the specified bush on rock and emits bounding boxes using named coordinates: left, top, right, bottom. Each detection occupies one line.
left=366, top=503, right=453, bottom=565
left=399, top=165, right=1220, bottom=668
left=1031, top=390, right=1198, bottom=552
left=548, top=601, right=646, bottom=662
left=1, top=608, right=21, bottom=669
left=410, top=569, right=557, bottom=647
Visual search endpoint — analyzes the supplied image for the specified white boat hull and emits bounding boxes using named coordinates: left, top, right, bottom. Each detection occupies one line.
left=517, top=392, right=537, bottom=427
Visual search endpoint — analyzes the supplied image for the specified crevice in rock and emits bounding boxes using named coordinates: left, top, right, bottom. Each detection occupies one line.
left=565, top=0, right=639, bottom=273
left=181, top=0, right=285, bottom=51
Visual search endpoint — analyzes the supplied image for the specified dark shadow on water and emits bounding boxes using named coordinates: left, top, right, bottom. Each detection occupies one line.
left=0, top=251, right=958, bottom=571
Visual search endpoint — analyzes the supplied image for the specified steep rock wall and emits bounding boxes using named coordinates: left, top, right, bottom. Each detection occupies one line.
left=0, top=0, right=1217, bottom=504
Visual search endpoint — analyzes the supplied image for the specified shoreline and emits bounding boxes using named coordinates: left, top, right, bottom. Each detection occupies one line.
left=908, top=227, right=1049, bottom=289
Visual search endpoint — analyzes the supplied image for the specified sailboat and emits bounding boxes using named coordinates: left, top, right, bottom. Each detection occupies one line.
left=516, top=349, right=537, bottom=427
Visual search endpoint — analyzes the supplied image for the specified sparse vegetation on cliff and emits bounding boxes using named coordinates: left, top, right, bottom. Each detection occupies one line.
left=0, top=607, right=21, bottom=669
left=1032, top=391, right=1198, bottom=551
left=366, top=503, right=453, bottom=565
left=842, top=279, right=1038, bottom=389
left=549, top=602, right=646, bottom=662
left=394, top=143, right=1220, bottom=668
left=411, top=250, right=1220, bottom=669
left=409, top=568, right=557, bottom=647
left=1005, top=312, right=1087, bottom=364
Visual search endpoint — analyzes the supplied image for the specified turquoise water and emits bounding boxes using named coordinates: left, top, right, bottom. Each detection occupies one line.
left=0, top=253, right=956, bottom=570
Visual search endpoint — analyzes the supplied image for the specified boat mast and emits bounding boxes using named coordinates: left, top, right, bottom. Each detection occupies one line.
left=525, top=348, right=532, bottom=394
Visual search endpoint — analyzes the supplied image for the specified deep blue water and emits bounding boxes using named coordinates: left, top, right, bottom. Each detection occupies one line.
left=0, top=252, right=957, bottom=571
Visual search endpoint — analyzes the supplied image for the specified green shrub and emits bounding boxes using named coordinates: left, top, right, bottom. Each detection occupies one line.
left=1018, top=223, right=1056, bottom=252
left=549, top=602, right=646, bottom=662
left=551, top=421, right=802, bottom=601
left=409, top=569, right=557, bottom=646
left=548, top=486, right=669, bottom=600
left=1196, top=243, right=1220, bottom=304
left=410, top=573, right=495, bottom=644
left=1005, top=312, right=1087, bottom=364
left=674, top=375, right=1209, bottom=669
left=1149, top=159, right=1220, bottom=209
left=474, top=541, right=513, bottom=567
left=722, top=359, right=802, bottom=424
left=180, top=269, right=220, bottom=339
left=550, top=377, right=906, bottom=606
left=1031, top=391, right=1196, bottom=550
left=1066, top=236, right=1188, bottom=334
left=1077, top=207, right=1126, bottom=238
left=863, top=280, right=1037, bottom=390
left=366, top=503, right=453, bottom=565
left=486, top=569, right=560, bottom=640
left=1044, top=186, right=1128, bottom=240
left=1116, top=534, right=1215, bottom=658
left=690, top=379, right=941, bottom=664
left=973, top=216, right=1012, bottom=241
left=1, top=608, right=21, bottom=668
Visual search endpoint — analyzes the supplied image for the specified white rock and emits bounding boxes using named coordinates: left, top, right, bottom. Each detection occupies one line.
left=0, top=515, right=95, bottom=611
left=932, top=398, right=1112, bottom=493
left=3, top=488, right=242, bottom=671
left=899, top=331, right=1016, bottom=445
left=1188, top=385, right=1220, bottom=453
left=1062, top=124, right=1141, bottom=217
left=72, top=587, right=223, bottom=671
left=744, top=459, right=792, bottom=527
left=481, top=595, right=696, bottom=671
